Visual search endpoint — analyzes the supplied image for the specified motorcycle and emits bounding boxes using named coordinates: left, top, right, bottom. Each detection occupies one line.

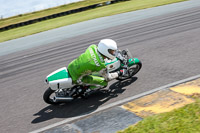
left=43, top=49, right=142, bottom=105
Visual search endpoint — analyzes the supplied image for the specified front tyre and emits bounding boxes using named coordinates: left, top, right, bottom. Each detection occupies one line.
left=43, top=87, right=59, bottom=105
left=117, top=61, right=142, bottom=81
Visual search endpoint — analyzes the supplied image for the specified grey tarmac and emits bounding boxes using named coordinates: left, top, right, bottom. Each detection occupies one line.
left=1, top=0, right=200, bottom=56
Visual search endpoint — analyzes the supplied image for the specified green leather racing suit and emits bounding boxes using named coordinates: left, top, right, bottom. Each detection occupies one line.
left=68, top=44, right=118, bottom=89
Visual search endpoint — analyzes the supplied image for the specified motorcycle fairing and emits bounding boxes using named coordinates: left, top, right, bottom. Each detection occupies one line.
left=46, top=67, right=74, bottom=90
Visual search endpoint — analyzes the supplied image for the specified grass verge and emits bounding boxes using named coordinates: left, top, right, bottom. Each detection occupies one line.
left=118, top=98, right=200, bottom=133
left=0, top=0, right=187, bottom=43
left=0, top=0, right=110, bottom=28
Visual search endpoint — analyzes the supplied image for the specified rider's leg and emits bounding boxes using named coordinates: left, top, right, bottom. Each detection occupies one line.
left=81, top=75, right=108, bottom=89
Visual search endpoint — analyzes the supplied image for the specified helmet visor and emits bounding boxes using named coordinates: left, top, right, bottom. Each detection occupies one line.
left=108, top=49, right=116, bottom=56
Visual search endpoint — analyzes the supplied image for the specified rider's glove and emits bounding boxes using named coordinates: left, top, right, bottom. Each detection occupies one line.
left=107, top=72, right=119, bottom=81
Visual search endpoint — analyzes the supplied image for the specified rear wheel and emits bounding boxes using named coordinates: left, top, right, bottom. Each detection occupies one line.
left=43, top=87, right=59, bottom=105
left=117, top=61, right=142, bottom=81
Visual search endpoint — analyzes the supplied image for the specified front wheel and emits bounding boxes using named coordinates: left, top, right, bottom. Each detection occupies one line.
left=43, top=87, right=59, bottom=105
left=117, top=61, right=142, bottom=81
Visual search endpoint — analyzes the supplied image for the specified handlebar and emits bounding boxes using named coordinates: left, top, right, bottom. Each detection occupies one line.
left=116, top=50, right=129, bottom=65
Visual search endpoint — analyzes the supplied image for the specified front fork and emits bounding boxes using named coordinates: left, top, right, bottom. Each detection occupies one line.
left=120, top=58, right=140, bottom=76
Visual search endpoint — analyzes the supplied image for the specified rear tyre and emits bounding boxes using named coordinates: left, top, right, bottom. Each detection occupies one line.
left=43, top=87, right=59, bottom=105
left=117, top=61, right=142, bottom=81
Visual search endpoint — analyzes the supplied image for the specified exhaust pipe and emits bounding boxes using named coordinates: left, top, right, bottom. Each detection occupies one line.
left=53, top=96, right=74, bottom=103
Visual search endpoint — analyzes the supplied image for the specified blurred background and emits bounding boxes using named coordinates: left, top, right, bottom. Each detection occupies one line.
left=0, top=0, right=82, bottom=18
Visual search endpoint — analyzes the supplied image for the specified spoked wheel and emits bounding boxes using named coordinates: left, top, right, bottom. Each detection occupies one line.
left=117, top=61, right=142, bottom=81
left=43, top=87, right=59, bottom=105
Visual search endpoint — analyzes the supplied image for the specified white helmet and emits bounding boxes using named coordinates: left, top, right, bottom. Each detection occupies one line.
left=97, top=39, right=118, bottom=60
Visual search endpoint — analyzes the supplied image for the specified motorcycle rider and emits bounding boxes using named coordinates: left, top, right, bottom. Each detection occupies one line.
left=67, top=39, right=122, bottom=91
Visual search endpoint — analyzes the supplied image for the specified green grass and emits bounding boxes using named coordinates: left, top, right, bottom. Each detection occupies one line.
left=0, top=0, right=109, bottom=28
left=118, top=98, right=200, bottom=133
left=0, top=0, right=187, bottom=42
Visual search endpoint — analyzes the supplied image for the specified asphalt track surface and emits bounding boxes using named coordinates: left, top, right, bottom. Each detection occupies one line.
left=1, top=5, right=200, bottom=133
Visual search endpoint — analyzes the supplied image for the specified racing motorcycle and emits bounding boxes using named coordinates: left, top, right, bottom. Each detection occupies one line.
left=43, top=49, right=142, bottom=105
